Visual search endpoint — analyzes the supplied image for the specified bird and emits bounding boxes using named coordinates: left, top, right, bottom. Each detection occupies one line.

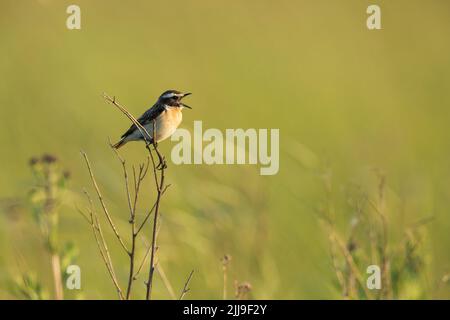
left=113, top=90, right=192, bottom=149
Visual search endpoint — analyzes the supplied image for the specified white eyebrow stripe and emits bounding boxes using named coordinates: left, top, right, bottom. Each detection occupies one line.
left=162, top=92, right=180, bottom=99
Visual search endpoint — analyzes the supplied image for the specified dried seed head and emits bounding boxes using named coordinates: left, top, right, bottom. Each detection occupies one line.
left=347, top=241, right=357, bottom=252
left=63, top=170, right=71, bottom=179
left=42, top=154, right=57, bottom=164
left=221, top=254, right=232, bottom=266
left=235, top=281, right=252, bottom=299
left=29, top=157, right=39, bottom=166
left=238, top=282, right=252, bottom=292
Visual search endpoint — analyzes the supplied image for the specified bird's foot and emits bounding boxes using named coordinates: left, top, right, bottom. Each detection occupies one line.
left=156, top=156, right=167, bottom=170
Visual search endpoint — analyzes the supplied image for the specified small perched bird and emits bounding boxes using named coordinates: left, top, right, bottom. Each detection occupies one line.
left=113, top=90, right=192, bottom=149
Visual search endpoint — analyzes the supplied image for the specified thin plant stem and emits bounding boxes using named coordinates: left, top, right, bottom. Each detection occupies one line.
left=179, top=270, right=194, bottom=300
left=81, top=151, right=129, bottom=255
left=51, top=253, right=63, bottom=300
left=102, top=93, right=168, bottom=300
left=157, top=264, right=177, bottom=300
left=79, top=192, right=125, bottom=300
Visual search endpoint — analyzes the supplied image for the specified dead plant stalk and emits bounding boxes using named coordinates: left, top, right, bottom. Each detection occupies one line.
left=102, top=93, right=167, bottom=300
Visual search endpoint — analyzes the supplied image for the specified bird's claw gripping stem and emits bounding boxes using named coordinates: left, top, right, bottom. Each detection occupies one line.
left=156, top=155, right=167, bottom=170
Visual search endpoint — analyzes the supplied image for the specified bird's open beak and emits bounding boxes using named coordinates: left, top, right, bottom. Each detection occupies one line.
left=180, top=92, right=192, bottom=109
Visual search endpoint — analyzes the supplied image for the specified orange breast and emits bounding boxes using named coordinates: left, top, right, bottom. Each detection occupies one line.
left=165, top=108, right=183, bottom=127
left=154, top=108, right=183, bottom=142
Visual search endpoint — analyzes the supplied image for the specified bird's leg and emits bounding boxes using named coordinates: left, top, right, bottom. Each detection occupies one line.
left=148, top=141, right=166, bottom=170
left=154, top=145, right=167, bottom=170
left=149, top=120, right=166, bottom=170
left=144, top=142, right=164, bottom=170
left=156, top=157, right=166, bottom=170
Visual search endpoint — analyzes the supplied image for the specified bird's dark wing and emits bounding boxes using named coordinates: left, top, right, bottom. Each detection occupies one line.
left=120, top=103, right=165, bottom=138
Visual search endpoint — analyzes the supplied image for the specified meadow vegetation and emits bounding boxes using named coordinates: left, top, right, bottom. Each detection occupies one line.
left=1, top=1, right=449, bottom=299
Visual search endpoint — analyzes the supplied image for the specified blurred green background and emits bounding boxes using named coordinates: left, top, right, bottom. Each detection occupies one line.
left=1, top=0, right=450, bottom=299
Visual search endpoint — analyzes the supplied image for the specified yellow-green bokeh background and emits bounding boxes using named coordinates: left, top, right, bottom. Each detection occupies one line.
left=1, top=0, right=449, bottom=299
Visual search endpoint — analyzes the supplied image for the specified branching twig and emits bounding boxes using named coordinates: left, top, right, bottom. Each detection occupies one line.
left=109, top=144, right=137, bottom=299
left=102, top=93, right=168, bottom=300
left=325, top=223, right=373, bottom=300
left=145, top=138, right=166, bottom=299
left=79, top=191, right=125, bottom=300
left=133, top=245, right=152, bottom=281
left=179, top=270, right=195, bottom=300
left=133, top=226, right=162, bottom=282
left=102, top=93, right=152, bottom=147
left=135, top=185, right=170, bottom=235
left=81, top=151, right=129, bottom=255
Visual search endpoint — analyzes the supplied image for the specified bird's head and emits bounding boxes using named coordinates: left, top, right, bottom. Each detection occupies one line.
left=158, top=90, right=192, bottom=109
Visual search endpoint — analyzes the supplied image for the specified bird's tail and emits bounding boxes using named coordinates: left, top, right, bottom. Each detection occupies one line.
left=112, top=138, right=127, bottom=149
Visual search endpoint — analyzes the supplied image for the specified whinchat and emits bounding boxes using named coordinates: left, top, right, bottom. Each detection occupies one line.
left=113, top=90, right=192, bottom=149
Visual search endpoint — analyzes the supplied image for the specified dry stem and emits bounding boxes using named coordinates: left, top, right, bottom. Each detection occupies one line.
left=78, top=190, right=125, bottom=299
left=102, top=93, right=167, bottom=300
left=81, top=151, right=129, bottom=255
left=179, top=270, right=194, bottom=300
